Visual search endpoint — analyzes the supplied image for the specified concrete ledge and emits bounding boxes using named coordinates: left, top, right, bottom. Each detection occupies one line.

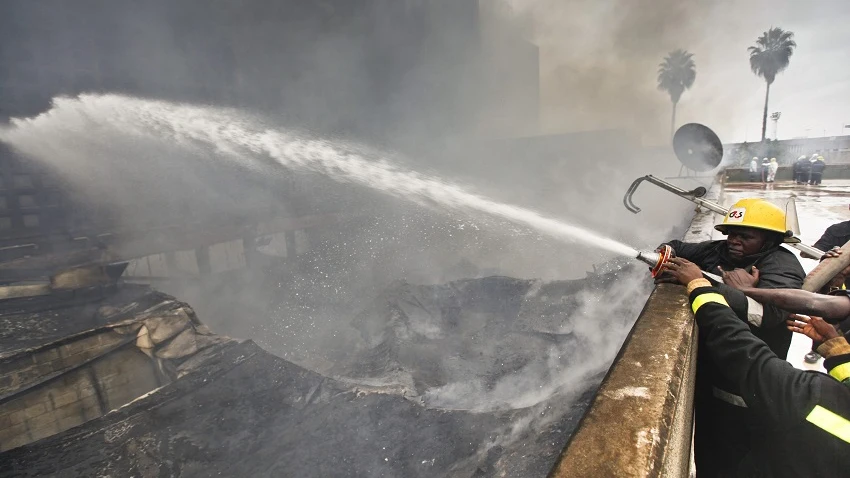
left=550, top=284, right=696, bottom=478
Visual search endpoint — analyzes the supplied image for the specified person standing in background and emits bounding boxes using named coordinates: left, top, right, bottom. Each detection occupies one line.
left=767, top=158, right=778, bottom=183
left=796, top=155, right=811, bottom=184
left=749, top=156, right=760, bottom=182
left=810, top=155, right=826, bottom=185
left=792, top=155, right=803, bottom=183
left=761, top=157, right=770, bottom=183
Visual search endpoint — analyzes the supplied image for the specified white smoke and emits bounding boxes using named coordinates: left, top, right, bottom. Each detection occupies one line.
left=1, top=94, right=638, bottom=258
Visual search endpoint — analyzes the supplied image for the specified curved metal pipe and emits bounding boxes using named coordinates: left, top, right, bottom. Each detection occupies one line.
left=623, top=175, right=710, bottom=214
left=623, top=175, right=825, bottom=259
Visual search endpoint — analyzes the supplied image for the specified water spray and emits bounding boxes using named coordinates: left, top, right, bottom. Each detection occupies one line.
left=0, top=96, right=721, bottom=285
left=0, top=94, right=642, bottom=263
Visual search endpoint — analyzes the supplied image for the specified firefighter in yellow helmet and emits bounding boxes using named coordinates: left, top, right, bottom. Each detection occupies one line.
left=656, top=198, right=805, bottom=477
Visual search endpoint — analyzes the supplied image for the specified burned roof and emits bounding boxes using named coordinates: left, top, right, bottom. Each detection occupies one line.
left=0, top=339, right=600, bottom=477
left=0, top=284, right=172, bottom=357
left=0, top=266, right=647, bottom=477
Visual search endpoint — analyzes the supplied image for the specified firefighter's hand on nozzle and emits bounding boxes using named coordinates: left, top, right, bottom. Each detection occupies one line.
left=653, top=245, right=678, bottom=284
left=662, top=257, right=703, bottom=284
left=719, top=266, right=759, bottom=290
left=787, top=314, right=840, bottom=343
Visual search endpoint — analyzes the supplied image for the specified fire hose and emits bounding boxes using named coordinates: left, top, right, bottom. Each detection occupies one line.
left=802, top=240, right=850, bottom=292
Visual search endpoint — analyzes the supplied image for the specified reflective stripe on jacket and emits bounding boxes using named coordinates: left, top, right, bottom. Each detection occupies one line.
left=690, top=286, right=850, bottom=476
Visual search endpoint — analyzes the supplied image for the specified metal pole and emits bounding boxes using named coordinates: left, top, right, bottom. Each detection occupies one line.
left=623, top=175, right=825, bottom=258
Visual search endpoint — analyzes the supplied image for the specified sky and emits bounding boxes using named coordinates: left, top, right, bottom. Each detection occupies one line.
left=503, top=0, right=850, bottom=145
left=684, top=0, right=850, bottom=143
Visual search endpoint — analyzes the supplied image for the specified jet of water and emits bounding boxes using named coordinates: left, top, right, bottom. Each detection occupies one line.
left=0, top=94, right=639, bottom=259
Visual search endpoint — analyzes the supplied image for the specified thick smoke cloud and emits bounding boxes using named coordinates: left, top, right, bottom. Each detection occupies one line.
left=495, top=0, right=713, bottom=144
left=0, top=1, right=717, bottom=473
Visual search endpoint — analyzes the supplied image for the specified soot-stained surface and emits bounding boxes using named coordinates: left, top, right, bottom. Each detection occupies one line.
left=0, top=285, right=174, bottom=356
left=0, top=265, right=646, bottom=477
left=0, top=340, right=597, bottom=478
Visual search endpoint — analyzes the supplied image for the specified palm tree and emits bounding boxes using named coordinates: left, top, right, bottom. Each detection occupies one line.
left=657, top=49, right=696, bottom=140
left=748, top=27, right=796, bottom=141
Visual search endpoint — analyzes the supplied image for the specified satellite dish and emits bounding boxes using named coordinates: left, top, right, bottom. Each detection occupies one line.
left=672, top=123, right=723, bottom=172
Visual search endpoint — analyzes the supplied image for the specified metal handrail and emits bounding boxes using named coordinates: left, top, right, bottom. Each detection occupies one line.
left=623, top=174, right=825, bottom=258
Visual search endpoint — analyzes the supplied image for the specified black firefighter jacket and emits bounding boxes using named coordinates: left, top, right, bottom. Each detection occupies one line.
left=689, top=286, right=850, bottom=477
left=813, top=220, right=850, bottom=253
left=666, top=239, right=805, bottom=359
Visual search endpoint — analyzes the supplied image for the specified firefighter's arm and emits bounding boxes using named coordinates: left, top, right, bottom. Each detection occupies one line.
left=661, top=240, right=711, bottom=263
left=724, top=266, right=804, bottom=328
left=813, top=225, right=842, bottom=255
left=665, top=257, right=797, bottom=328
left=709, top=282, right=753, bottom=325
left=687, top=281, right=823, bottom=424
left=739, top=287, right=850, bottom=323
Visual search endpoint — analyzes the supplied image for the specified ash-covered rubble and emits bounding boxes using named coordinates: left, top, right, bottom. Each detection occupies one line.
left=333, top=271, right=637, bottom=410
left=0, top=262, right=648, bottom=477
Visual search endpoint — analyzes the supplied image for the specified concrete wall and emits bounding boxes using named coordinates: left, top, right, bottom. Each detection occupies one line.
left=0, top=284, right=236, bottom=452
left=725, top=136, right=850, bottom=166
left=0, top=342, right=159, bottom=452
left=125, top=245, right=236, bottom=278
left=550, top=284, right=697, bottom=477
left=0, top=330, right=129, bottom=396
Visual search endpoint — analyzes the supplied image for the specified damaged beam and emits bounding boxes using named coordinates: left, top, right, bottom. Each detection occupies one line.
left=0, top=213, right=341, bottom=281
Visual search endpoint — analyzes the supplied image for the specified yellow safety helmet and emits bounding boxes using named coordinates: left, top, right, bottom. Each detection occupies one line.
left=715, top=198, right=800, bottom=243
